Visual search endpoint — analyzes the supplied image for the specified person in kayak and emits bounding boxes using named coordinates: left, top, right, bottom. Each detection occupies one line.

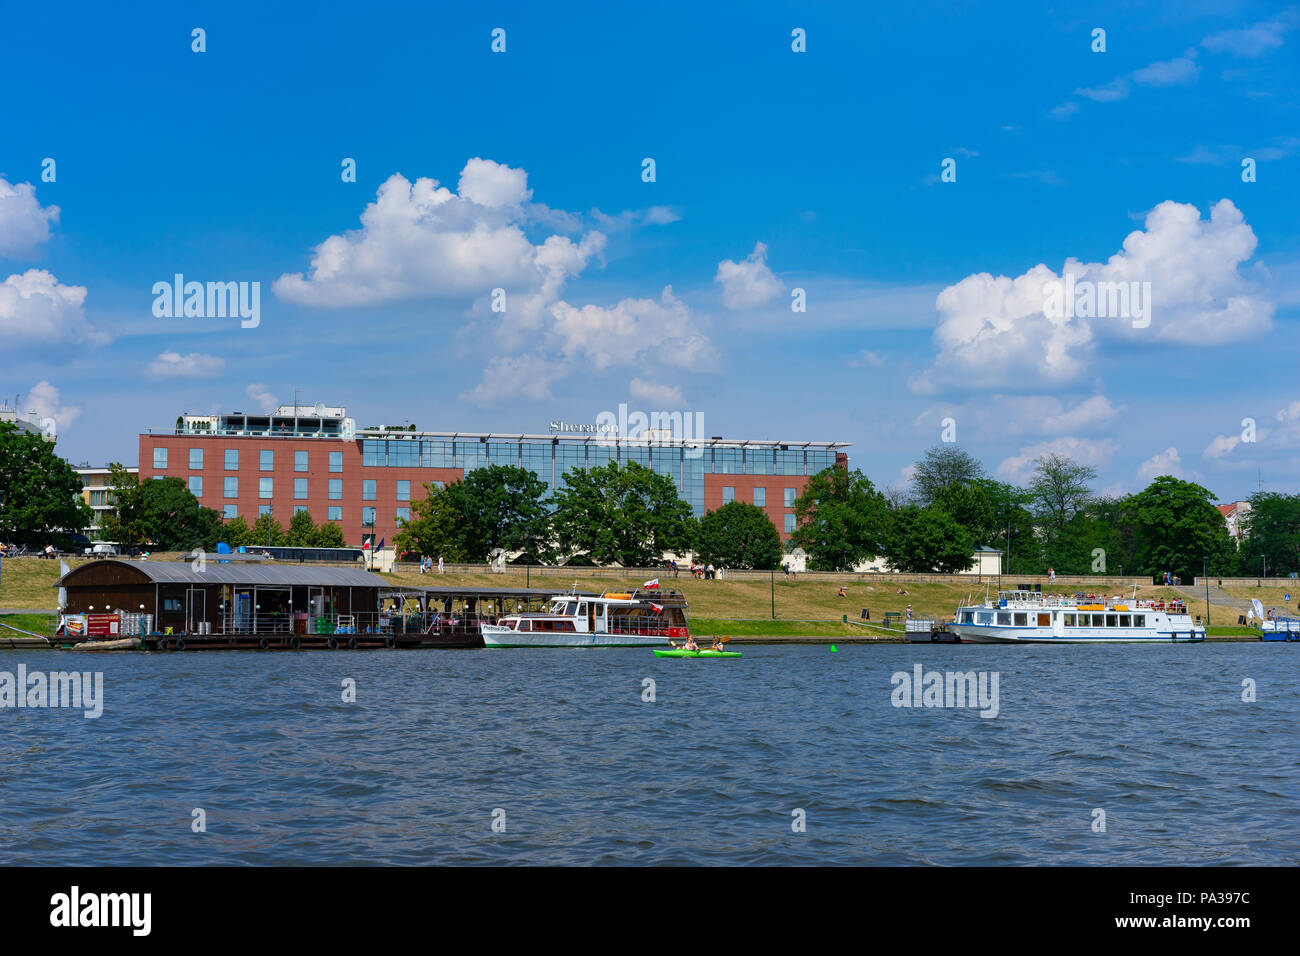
left=682, top=636, right=699, bottom=651
left=710, top=638, right=726, bottom=652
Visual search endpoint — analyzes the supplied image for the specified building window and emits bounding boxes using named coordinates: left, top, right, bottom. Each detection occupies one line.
left=722, top=486, right=735, bottom=504
left=260, top=449, right=274, bottom=471
left=259, top=478, right=273, bottom=499
left=362, top=507, right=376, bottom=526
left=188, top=476, right=203, bottom=497
left=153, top=447, right=168, bottom=469
left=225, top=449, right=239, bottom=470
left=259, top=505, right=272, bottom=517
left=396, top=480, right=410, bottom=501
left=396, top=507, right=410, bottom=522
left=784, top=487, right=797, bottom=507
left=223, top=504, right=237, bottom=519
left=295, top=450, right=308, bottom=472
left=753, top=487, right=766, bottom=507
left=362, top=479, right=376, bottom=501
left=328, top=506, right=342, bottom=521
left=224, top=477, right=238, bottom=498
left=432, top=481, right=445, bottom=491
left=784, top=514, right=796, bottom=533
left=294, top=505, right=308, bottom=515
left=329, top=479, right=342, bottom=500
left=329, top=451, right=343, bottom=473
left=189, top=448, right=203, bottom=470
left=294, top=478, right=308, bottom=500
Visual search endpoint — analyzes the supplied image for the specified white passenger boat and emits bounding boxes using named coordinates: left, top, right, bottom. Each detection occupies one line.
left=480, top=587, right=689, bottom=648
left=950, top=589, right=1205, bottom=644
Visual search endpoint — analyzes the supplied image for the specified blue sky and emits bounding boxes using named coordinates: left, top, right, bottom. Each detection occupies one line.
left=2, top=0, right=1298, bottom=501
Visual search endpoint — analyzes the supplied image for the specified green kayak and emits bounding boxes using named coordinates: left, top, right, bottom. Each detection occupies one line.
left=653, top=649, right=742, bottom=658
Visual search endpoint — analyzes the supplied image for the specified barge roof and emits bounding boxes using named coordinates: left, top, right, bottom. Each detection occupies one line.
left=57, top=559, right=386, bottom=588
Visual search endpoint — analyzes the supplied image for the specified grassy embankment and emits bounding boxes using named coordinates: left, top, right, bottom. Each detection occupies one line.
left=0, top=557, right=1263, bottom=639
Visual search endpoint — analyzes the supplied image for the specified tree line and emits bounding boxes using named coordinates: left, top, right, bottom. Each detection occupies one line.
left=0, top=419, right=1292, bottom=579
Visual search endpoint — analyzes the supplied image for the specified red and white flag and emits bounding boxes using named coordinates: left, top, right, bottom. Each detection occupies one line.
left=643, top=578, right=660, bottom=590
left=651, top=602, right=664, bottom=614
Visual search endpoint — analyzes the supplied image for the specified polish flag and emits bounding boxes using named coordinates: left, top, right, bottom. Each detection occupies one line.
left=643, top=578, right=660, bottom=590
left=651, top=602, right=664, bottom=614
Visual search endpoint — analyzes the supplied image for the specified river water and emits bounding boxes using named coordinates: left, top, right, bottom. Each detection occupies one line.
left=0, top=643, right=1294, bottom=865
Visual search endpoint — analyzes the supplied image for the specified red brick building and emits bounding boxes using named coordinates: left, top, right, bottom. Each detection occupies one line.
left=137, top=405, right=848, bottom=550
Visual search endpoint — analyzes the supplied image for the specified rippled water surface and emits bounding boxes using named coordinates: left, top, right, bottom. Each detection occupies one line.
left=0, top=644, right=1295, bottom=865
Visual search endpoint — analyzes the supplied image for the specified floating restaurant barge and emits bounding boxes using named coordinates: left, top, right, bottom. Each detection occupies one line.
left=55, top=559, right=594, bottom=651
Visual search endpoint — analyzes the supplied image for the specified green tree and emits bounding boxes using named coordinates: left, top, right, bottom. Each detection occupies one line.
left=455, top=465, right=553, bottom=562
left=393, top=482, right=470, bottom=562
left=220, top=515, right=252, bottom=548
left=551, top=461, right=694, bottom=567
left=931, top=480, right=995, bottom=543
left=0, top=422, right=92, bottom=546
left=287, top=509, right=316, bottom=546
left=312, top=522, right=347, bottom=548
left=695, top=501, right=782, bottom=570
left=975, top=479, right=1038, bottom=574
left=881, top=505, right=975, bottom=573
left=911, top=445, right=986, bottom=506
left=1239, top=492, right=1300, bottom=578
left=1122, top=476, right=1236, bottom=581
left=1028, top=453, right=1097, bottom=572
left=102, top=471, right=221, bottom=551
left=250, top=512, right=286, bottom=547
left=789, top=467, right=890, bottom=571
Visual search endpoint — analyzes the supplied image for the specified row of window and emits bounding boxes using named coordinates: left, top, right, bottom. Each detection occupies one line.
left=963, top=610, right=1150, bottom=628
left=189, top=477, right=440, bottom=501
left=218, top=504, right=411, bottom=524
left=154, top=447, right=346, bottom=473
left=720, top=486, right=800, bottom=508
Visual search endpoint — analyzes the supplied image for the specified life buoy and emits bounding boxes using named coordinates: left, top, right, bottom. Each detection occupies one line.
left=347, top=637, right=358, bottom=650
left=327, top=637, right=339, bottom=650
left=289, top=636, right=301, bottom=650
left=258, top=637, right=270, bottom=650
left=157, top=638, right=170, bottom=652
left=175, top=638, right=186, bottom=651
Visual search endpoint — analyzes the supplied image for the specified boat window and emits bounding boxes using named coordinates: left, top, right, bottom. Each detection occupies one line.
left=556, top=620, right=575, bottom=631
left=1119, top=614, right=1131, bottom=627
left=997, top=612, right=1011, bottom=625
left=1013, top=613, right=1028, bottom=627
left=977, top=612, right=993, bottom=624
left=1133, top=614, right=1144, bottom=627
left=1106, top=614, right=1117, bottom=627
left=961, top=611, right=974, bottom=623
left=578, top=602, right=587, bottom=616
left=519, top=620, right=532, bottom=631
left=1064, top=614, right=1075, bottom=627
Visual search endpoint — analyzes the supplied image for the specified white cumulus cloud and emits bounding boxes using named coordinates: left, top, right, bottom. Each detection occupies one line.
left=0, top=269, right=97, bottom=345
left=1138, top=446, right=1184, bottom=482
left=0, top=178, right=59, bottom=257
left=629, top=378, right=686, bottom=406
left=715, top=241, right=784, bottom=309
left=995, top=437, right=1119, bottom=483
left=273, top=158, right=602, bottom=308
left=912, top=199, right=1272, bottom=393
left=148, top=351, right=226, bottom=378
left=24, top=380, right=81, bottom=432
left=245, top=383, right=278, bottom=413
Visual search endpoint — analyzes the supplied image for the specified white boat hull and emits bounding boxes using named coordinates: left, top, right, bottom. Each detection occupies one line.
left=950, top=624, right=1205, bottom=644
left=480, top=625, right=671, bottom=648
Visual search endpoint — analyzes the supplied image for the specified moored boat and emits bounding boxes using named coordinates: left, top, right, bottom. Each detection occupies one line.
left=481, top=587, right=689, bottom=648
left=949, top=588, right=1205, bottom=644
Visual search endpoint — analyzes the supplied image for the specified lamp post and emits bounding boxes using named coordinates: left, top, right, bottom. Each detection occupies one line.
left=770, top=566, right=775, bottom=620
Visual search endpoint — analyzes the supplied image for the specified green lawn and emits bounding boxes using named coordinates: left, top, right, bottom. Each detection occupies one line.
left=0, top=612, right=58, bottom=638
